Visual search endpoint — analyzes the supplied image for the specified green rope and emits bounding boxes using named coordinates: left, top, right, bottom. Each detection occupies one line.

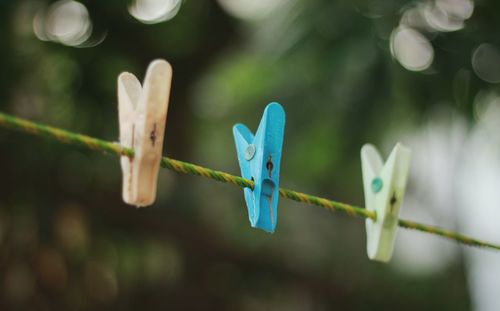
left=0, top=112, right=132, bottom=157
left=0, top=111, right=499, bottom=251
left=161, top=157, right=372, bottom=219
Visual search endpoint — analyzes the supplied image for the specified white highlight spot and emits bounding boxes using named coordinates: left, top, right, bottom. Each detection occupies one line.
left=46, top=1, right=91, bottom=44
left=390, top=27, right=434, bottom=72
left=472, top=43, right=500, bottom=84
left=33, top=0, right=93, bottom=47
left=217, top=0, right=286, bottom=20
left=128, top=0, right=181, bottom=24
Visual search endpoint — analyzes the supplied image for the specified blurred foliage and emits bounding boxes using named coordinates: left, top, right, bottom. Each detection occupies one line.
left=2, top=0, right=500, bottom=309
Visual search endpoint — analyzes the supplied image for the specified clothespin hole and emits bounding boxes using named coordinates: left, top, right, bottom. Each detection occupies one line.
left=250, top=176, right=255, bottom=190
left=389, top=193, right=397, bottom=213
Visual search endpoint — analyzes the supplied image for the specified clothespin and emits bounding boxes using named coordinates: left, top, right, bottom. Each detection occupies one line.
left=233, top=102, right=286, bottom=233
left=118, top=59, right=172, bottom=207
left=361, top=143, right=411, bottom=262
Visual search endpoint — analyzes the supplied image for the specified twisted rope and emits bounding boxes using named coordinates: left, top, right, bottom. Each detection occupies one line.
left=161, top=158, right=373, bottom=220
left=0, top=111, right=499, bottom=251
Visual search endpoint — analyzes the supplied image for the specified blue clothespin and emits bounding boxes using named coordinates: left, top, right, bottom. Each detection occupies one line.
left=233, top=102, right=286, bottom=233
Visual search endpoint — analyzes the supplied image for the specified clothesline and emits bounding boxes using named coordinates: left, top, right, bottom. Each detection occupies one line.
left=0, top=111, right=499, bottom=251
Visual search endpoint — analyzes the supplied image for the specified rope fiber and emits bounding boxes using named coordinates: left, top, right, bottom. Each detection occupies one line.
left=0, top=111, right=499, bottom=251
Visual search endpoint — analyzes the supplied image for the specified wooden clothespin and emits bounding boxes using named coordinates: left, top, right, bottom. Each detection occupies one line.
left=361, top=143, right=411, bottom=262
left=233, top=102, right=286, bottom=233
left=118, top=59, right=172, bottom=207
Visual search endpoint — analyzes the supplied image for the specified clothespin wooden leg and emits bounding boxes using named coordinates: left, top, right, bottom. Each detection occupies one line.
left=118, top=59, right=173, bottom=207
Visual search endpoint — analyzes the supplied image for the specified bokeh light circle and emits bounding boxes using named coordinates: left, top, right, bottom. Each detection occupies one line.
left=390, top=27, right=434, bottom=72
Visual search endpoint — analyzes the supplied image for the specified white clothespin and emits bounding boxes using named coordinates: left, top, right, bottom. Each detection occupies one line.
left=361, top=143, right=411, bottom=262
left=118, top=59, right=172, bottom=207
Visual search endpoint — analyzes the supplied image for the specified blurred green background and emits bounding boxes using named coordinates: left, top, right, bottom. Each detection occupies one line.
left=1, top=0, right=499, bottom=310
